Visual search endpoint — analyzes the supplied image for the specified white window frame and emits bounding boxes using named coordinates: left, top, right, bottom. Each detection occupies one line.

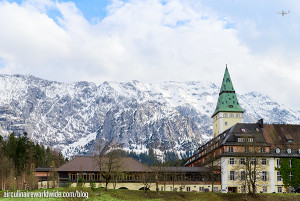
left=229, top=147, right=234, bottom=153
left=230, top=171, right=235, bottom=181
left=251, top=158, right=256, bottom=165
left=262, top=171, right=268, bottom=181
left=277, top=159, right=281, bottom=168
left=278, top=187, right=282, bottom=193
left=240, top=158, right=246, bottom=165
left=241, top=185, right=246, bottom=193
left=247, top=138, right=253, bottom=142
left=229, top=158, right=235, bottom=165
left=240, top=171, right=246, bottom=181
left=277, top=171, right=282, bottom=181
left=263, top=186, right=267, bottom=193
left=261, top=158, right=267, bottom=165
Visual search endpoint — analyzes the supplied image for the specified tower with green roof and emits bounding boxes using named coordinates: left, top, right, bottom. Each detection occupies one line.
left=212, top=66, right=244, bottom=137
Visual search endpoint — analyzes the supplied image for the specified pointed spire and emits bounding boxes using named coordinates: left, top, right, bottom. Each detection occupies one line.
left=211, top=65, right=244, bottom=117
left=219, top=66, right=235, bottom=94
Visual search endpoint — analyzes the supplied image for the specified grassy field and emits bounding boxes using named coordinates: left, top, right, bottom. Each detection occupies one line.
left=0, top=188, right=299, bottom=201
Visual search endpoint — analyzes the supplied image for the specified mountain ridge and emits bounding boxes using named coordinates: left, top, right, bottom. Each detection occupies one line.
left=0, top=74, right=299, bottom=157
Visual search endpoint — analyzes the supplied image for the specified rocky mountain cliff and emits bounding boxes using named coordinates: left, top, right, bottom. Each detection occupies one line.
left=0, top=74, right=299, bottom=158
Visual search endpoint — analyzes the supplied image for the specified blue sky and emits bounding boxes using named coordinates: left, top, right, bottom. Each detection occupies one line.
left=0, top=0, right=299, bottom=110
left=55, top=0, right=112, bottom=21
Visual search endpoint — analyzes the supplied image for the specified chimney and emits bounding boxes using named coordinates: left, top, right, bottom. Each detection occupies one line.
left=258, top=119, right=263, bottom=129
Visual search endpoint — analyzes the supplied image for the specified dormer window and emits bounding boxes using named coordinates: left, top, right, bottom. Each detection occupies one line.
left=238, top=138, right=245, bottom=142
left=276, top=148, right=280, bottom=154
left=285, top=134, right=293, bottom=143
left=241, top=129, right=246, bottom=132
left=247, top=138, right=253, bottom=143
left=299, top=149, right=300, bottom=154
left=287, top=148, right=291, bottom=154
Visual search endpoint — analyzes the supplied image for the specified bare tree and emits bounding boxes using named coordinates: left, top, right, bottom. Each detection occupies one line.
left=207, top=154, right=218, bottom=192
left=232, top=144, right=269, bottom=195
left=0, top=154, right=15, bottom=190
left=25, top=163, right=38, bottom=190
left=142, top=172, right=152, bottom=197
left=48, top=161, right=59, bottom=188
left=94, top=139, right=121, bottom=191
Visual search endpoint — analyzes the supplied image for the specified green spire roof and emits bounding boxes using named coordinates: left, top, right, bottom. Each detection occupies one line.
left=212, top=66, right=244, bottom=117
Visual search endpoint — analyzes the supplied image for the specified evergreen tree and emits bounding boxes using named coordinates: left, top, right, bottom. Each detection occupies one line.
left=34, top=144, right=45, bottom=167
left=0, top=131, right=67, bottom=190
left=4, top=133, right=17, bottom=169
left=45, top=146, right=53, bottom=167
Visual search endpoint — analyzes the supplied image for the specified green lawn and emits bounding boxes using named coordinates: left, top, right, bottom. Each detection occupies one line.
left=0, top=188, right=299, bottom=201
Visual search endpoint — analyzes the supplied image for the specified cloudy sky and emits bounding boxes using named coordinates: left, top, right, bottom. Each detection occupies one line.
left=0, top=0, right=299, bottom=110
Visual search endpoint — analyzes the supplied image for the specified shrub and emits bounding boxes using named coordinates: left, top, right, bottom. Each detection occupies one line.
left=90, top=180, right=96, bottom=191
left=77, top=177, right=83, bottom=188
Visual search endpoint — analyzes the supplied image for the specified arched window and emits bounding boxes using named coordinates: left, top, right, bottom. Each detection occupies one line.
left=276, top=148, right=280, bottom=154
left=287, top=148, right=291, bottom=154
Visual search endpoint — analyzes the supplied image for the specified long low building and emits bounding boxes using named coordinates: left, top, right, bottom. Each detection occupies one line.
left=56, top=156, right=221, bottom=192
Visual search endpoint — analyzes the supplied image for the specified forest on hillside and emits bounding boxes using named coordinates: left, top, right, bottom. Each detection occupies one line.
left=0, top=132, right=67, bottom=190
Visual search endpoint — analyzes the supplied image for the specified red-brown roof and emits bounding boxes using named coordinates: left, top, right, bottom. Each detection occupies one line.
left=263, top=124, right=300, bottom=150
left=57, top=156, right=152, bottom=172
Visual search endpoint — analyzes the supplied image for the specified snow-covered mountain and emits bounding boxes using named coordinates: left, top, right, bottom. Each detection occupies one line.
left=0, top=74, right=299, bottom=157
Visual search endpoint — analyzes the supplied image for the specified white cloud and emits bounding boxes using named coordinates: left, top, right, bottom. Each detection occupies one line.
left=0, top=0, right=299, bottom=110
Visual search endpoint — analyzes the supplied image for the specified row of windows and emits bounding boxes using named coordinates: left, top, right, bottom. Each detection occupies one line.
left=160, top=186, right=217, bottom=192
left=229, top=171, right=269, bottom=181
left=223, top=113, right=241, bottom=118
left=241, top=186, right=283, bottom=193
left=70, top=172, right=214, bottom=183
left=275, top=148, right=300, bottom=154
left=241, top=186, right=268, bottom=193
left=228, top=158, right=268, bottom=165
left=185, top=186, right=218, bottom=192
left=276, top=159, right=293, bottom=168
left=213, top=113, right=242, bottom=120
left=69, top=173, right=141, bottom=182
left=237, top=138, right=254, bottom=143
left=274, top=171, right=293, bottom=181
left=228, top=146, right=266, bottom=153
